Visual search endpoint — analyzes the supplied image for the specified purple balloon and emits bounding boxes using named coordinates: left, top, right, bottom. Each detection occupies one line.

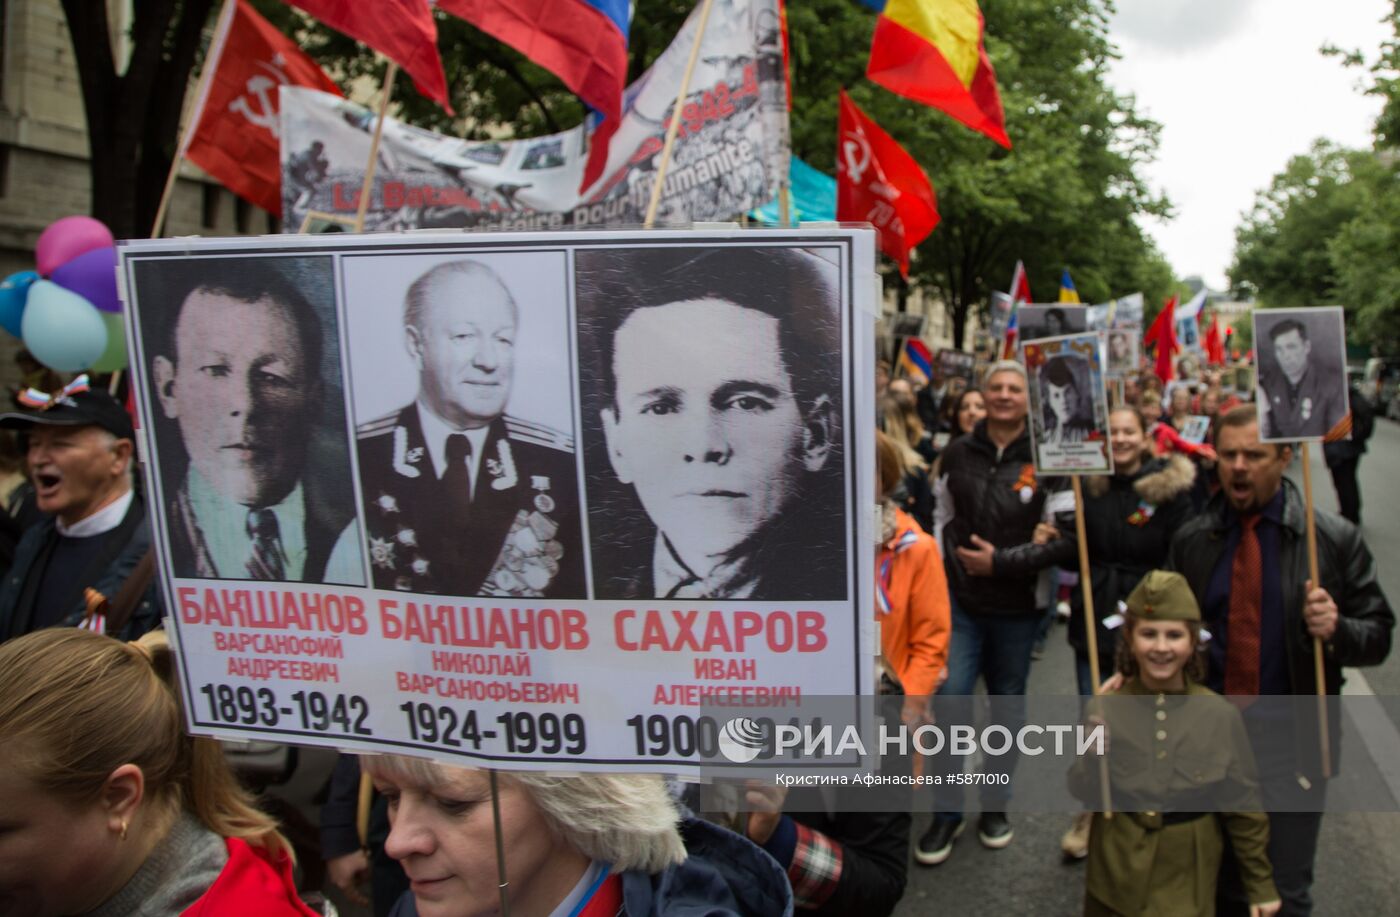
left=50, top=246, right=120, bottom=313
left=35, top=216, right=115, bottom=277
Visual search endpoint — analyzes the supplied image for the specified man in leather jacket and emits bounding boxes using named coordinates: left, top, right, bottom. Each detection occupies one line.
left=917, top=361, right=1077, bottom=865
left=1167, top=404, right=1393, bottom=915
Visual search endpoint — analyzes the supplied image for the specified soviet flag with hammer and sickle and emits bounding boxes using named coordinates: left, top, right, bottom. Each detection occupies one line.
left=184, top=0, right=342, bottom=216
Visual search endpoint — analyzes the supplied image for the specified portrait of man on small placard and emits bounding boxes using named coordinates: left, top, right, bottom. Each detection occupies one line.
left=136, top=256, right=364, bottom=585
left=1106, top=329, right=1138, bottom=375
left=577, top=245, right=848, bottom=601
left=1253, top=307, right=1350, bottom=442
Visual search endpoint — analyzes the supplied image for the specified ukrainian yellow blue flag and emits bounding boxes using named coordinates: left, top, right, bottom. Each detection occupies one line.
left=1059, top=269, right=1080, bottom=304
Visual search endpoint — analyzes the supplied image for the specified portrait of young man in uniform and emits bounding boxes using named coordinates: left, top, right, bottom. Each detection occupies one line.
left=140, top=257, right=364, bottom=585
left=353, top=257, right=584, bottom=598
left=576, top=245, right=847, bottom=601
left=1253, top=310, right=1350, bottom=442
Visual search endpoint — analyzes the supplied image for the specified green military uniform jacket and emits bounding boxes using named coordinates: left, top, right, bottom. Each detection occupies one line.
left=1070, top=679, right=1278, bottom=916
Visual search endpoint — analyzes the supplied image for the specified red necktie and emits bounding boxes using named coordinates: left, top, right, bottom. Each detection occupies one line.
left=1225, top=514, right=1263, bottom=695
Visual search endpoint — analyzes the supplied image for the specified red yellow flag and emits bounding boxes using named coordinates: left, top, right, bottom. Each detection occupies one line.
left=836, top=90, right=940, bottom=279
left=866, top=0, right=1010, bottom=148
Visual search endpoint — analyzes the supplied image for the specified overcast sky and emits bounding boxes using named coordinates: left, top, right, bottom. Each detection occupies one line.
left=1105, top=0, right=1391, bottom=292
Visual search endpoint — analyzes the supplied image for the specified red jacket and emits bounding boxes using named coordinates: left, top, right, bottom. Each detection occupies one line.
left=183, top=838, right=318, bottom=916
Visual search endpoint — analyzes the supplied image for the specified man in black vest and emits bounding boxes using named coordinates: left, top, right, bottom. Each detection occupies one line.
left=0, top=388, right=158, bottom=640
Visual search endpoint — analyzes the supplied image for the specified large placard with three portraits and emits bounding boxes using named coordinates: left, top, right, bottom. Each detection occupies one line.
left=118, top=228, right=877, bottom=771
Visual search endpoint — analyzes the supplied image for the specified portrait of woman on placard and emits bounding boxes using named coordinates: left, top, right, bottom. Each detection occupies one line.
left=1039, top=355, right=1096, bottom=446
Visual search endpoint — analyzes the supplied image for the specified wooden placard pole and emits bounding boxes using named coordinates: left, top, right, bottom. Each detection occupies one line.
left=778, top=181, right=793, bottom=227
left=354, top=61, right=399, bottom=233
left=490, top=769, right=512, bottom=916
left=1298, top=442, right=1333, bottom=778
left=1072, top=474, right=1113, bottom=817
left=355, top=771, right=373, bottom=849
left=643, top=0, right=717, bottom=228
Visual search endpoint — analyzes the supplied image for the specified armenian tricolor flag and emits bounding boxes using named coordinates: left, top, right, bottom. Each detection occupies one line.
left=899, top=338, right=934, bottom=385
left=865, top=0, right=1010, bottom=148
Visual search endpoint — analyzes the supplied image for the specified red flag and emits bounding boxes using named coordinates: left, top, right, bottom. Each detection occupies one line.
left=280, top=0, right=451, bottom=112
left=836, top=90, right=940, bottom=279
left=438, top=0, right=629, bottom=118
left=436, top=0, right=630, bottom=193
left=183, top=0, right=342, bottom=215
left=1143, top=295, right=1178, bottom=383
left=1204, top=313, right=1226, bottom=366
left=866, top=1, right=1010, bottom=148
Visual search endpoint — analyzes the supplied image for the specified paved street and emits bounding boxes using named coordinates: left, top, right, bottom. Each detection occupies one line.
left=896, top=418, right=1400, bottom=916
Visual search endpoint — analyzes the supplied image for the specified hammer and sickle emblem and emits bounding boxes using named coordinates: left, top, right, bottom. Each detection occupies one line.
left=229, top=61, right=289, bottom=135
left=841, top=131, right=872, bottom=184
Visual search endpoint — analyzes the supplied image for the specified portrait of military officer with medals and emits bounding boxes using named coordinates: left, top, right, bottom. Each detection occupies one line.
left=354, top=258, right=584, bottom=597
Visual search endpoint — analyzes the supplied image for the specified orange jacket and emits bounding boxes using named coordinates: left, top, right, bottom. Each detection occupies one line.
left=877, top=507, right=950, bottom=697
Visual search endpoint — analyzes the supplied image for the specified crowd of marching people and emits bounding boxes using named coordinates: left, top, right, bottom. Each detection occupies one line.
left=0, top=336, right=1392, bottom=917
left=874, top=350, right=1392, bottom=917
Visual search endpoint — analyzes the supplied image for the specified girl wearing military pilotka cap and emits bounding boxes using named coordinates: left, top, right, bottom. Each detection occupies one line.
left=1070, top=571, right=1281, bottom=916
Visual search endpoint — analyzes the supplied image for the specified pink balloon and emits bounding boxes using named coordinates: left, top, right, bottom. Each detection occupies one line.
left=36, top=216, right=115, bottom=277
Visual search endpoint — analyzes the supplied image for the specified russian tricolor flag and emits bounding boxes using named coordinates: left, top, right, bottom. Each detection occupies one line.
left=439, top=1, right=631, bottom=187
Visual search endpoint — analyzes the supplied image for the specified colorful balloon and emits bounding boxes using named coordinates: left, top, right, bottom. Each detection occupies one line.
left=0, top=270, right=38, bottom=338
left=21, top=280, right=107, bottom=371
left=91, top=311, right=129, bottom=372
left=35, top=216, right=115, bottom=277
left=51, top=246, right=120, bottom=313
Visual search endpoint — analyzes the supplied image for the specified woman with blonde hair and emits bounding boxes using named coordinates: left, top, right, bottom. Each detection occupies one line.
left=880, top=395, right=934, bottom=531
left=364, top=755, right=791, bottom=916
left=0, top=628, right=315, bottom=917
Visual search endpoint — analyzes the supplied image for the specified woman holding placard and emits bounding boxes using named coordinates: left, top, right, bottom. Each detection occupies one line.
left=0, top=628, right=316, bottom=916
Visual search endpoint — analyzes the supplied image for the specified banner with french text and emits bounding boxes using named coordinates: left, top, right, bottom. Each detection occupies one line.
left=117, top=228, right=877, bottom=771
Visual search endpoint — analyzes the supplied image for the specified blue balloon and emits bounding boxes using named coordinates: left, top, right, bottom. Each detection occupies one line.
left=0, top=270, right=38, bottom=338
left=22, top=280, right=107, bottom=371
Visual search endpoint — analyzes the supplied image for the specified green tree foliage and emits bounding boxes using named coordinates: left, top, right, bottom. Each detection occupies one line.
left=1231, top=2, right=1400, bottom=348
left=1328, top=155, right=1400, bottom=345
left=783, top=0, right=1175, bottom=345
left=1227, top=140, right=1371, bottom=307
